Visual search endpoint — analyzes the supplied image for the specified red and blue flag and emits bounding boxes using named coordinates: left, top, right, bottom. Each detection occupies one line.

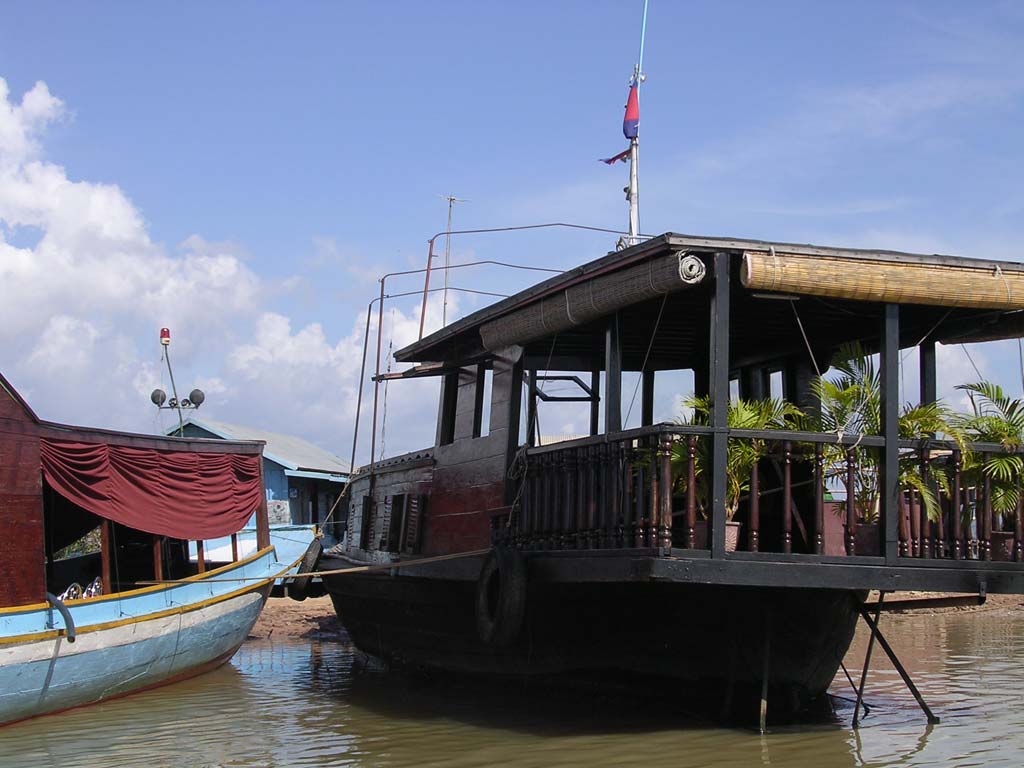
left=622, top=83, right=639, bottom=139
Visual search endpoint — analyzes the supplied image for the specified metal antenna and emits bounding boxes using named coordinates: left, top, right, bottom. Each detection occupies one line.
left=440, top=194, right=468, bottom=326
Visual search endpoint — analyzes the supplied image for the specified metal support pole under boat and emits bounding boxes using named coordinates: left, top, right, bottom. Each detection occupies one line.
left=858, top=603, right=940, bottom=725
left=853, top=592, right=885, bottom=728
left=759, top=611, right=772, bottom=734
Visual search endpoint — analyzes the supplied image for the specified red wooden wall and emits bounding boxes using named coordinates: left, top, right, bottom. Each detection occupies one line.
left=0, top=383, right=44, bottom=608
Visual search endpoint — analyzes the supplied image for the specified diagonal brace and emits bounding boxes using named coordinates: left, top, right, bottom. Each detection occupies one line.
left=858, top=607, right=940, bottom=725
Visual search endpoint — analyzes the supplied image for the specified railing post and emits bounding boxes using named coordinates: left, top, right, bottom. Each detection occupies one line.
left=576, top=446, right=587, bottom=549
left=749, top=458, right=760, bottom=553
left=982, top=470, right=993, bottom=561
left=196, top=540, right=206, bottom=574
left=846, top=449, right=857, bottom=556
left=709, top=251, right=730, bottom=559
left=880, top=303, right=901, bottom=564
left=1015, top=491, right=1023, bottom=563
left=610, top=441, right=623, bottom=547
left=658, top=436, right=673, bottom=551
left=231, top=532, right=239, bottom=562
left=686, top=435, right=697, bottom=549
left=952, top=449, right=963, bottom=560
left=920, top=445, right=932, bottom=558
left=814, top=443, right=825, bottom=555
left=561, top=450, right=574, bottom=550
left=783, top=441, right=793, bottom=554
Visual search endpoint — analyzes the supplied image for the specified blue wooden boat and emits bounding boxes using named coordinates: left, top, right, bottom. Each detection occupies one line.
left=0, top=548, right=278, bottom=726
left=0, top=372, right=281, bottom=726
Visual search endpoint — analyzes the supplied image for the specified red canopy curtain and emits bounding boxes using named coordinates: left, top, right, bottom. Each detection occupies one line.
left=40, top=438, right=263, bottom=540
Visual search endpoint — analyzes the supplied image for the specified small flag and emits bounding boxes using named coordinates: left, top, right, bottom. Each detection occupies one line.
left=623, top=83, right=639, bottom=139
left=600, top=148, right=630, bottom=165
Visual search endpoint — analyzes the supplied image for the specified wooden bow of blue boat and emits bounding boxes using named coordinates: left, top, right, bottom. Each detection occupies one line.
left=0, top=371, right=280, bottom=726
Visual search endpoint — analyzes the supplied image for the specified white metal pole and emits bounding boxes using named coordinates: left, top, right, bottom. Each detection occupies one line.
left=628, top=138, right=639, bottom=244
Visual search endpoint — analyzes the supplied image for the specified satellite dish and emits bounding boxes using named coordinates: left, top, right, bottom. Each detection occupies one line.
left=150, top=389, right=167, bottom=407
left=189, top=389, right=205, bottom=407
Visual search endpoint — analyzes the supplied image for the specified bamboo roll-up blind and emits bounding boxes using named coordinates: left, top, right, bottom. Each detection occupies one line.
left=742, top=250, right=1024, bottom=310
left=480, top=252, right=705, bottom=351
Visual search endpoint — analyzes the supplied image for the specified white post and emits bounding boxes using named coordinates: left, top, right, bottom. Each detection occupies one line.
left=628, top=137, right=639, bottom=245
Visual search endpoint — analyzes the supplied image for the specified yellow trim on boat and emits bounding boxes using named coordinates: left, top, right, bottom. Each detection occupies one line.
left=0, top=576, right=275, bottom=646
left=0, top=546, right=276, bottom=616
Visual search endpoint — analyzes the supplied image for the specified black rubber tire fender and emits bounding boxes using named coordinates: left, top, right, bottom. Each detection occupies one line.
left=288, top=538, right=323, bottom=602
left=475, top=546, right=527, bottom=647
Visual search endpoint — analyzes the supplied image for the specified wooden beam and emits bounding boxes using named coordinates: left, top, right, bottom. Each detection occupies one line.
left=605, top=314, right=622, bottom=433
left=709, top=252, right=731, bottom=559
left=880, top=304, right=901, bottom=564
left=920, top=340, right=936, bottom=405
left=100, top=519, right=112, bottom=594
left=641, top=370, right=655, bottom=426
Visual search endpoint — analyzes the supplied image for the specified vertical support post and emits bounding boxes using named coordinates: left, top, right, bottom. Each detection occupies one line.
left=231, top=533, right=239, bottom=562
left=605, top=314, right=622, bottom=434
left=100, top=519, right=112, bottom=594
left=919, top=340, right=937, bottom=405
left=814, top=443, right=825, bottom=555
left=196, top=540, right=206, bottom=574
left=759, top=611, right=772, bottom=735
left=880, top=304, right=901, bottom=564
left=686, top=435, right=697, bottom=549
left=590, top=369, right=601, bottom=436
left=641, top=370, right=655, bottom=426
left=153, top=535, right=164, bottom=581
left=255, top=451, right=271, bottom=551
left=709, top=251, right=731, bottom=559
left=527, top=370, right=538, bottom=447
left=783, top=441, right=793, bottom=554
left=749, top=460, right=760, bottom=552
left=846, top=449, right=858, bottom=556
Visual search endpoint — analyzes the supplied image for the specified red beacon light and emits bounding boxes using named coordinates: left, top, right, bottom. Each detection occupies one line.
left=160, top=328, right=171, bottom=346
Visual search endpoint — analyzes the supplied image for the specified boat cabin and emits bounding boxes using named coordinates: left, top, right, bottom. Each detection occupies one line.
left=0, top=372, right=271, bottom=610
left=344, top=234, right=1024, bottom=596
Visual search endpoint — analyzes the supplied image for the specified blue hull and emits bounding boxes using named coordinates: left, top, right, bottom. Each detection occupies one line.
left=0, top=547, right=280, bottom=726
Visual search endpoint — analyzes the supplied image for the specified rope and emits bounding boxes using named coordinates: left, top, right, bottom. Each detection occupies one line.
left=138, top=547, right=491, bottom=584
left=960, top=344, right=983, bottom=380
left=789, top=299, right=822, bottom=379
left=625, top=293, right=668, bottom=425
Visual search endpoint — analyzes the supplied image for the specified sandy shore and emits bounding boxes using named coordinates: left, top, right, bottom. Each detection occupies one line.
left=249, top=595, right=347, bottom=640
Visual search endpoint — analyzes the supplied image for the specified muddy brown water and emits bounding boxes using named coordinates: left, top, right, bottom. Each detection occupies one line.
left=3, top=608, right=1024, bottom=767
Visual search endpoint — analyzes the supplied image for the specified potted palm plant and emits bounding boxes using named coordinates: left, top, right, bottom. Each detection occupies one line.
left=811, top=343, right=959, bottom=555
left=671, top=395, right=803, bottom=551
left=952, top=382, right=1024, bottom=561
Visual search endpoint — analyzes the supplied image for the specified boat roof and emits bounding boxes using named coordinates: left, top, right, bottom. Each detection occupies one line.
left=396, top=232, right=1024, bottom=369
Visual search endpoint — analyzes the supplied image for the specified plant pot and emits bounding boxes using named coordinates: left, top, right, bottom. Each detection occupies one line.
left=854, top=522, right=879, bottom=557
left=692, top=520, right=743, bottom=552
left=990, top=531, right=1017, bottom=562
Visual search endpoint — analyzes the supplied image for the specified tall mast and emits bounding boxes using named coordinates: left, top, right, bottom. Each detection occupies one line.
left=626, top=0, right=649, bottom=246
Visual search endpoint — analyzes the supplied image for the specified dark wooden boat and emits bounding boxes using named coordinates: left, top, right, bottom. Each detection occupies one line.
left=322, top=234, right=1024, bottom=722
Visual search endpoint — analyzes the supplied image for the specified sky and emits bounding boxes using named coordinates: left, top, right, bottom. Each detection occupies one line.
left=1, top=1, right=1023, bottom=465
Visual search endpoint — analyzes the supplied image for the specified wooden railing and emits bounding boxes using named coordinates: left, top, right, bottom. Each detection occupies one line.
left=512, top=425, right=1024, bottom=563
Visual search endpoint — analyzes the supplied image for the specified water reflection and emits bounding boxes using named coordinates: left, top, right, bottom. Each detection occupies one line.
left=1, top=609, right=1023, bottom=767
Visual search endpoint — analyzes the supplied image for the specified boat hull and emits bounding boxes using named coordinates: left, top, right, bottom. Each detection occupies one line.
left=325, top=568, right=862, bottom=720
left=0, top=547, right=277, bottom=727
